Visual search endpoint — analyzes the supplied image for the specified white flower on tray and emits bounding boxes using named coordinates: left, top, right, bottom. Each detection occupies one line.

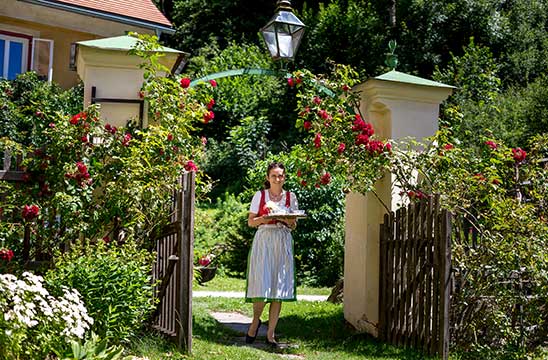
left=265, top=201, right=288, bottom=215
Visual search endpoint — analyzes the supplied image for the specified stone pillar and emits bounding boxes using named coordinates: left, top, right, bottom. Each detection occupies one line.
left=76, top=35, right=182, bottom=128
left=343, top=71, right=453, bottom=336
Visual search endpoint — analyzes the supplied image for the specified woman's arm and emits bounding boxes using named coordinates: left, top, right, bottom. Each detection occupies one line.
left=248, top=212, right=267, bottom=228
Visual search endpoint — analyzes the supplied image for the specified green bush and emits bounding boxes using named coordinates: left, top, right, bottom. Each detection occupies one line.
left=45, top=243, right=155, bottom=344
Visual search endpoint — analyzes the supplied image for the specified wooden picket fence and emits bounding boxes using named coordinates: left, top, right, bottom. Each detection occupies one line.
left=150, top=171, right=195, bottom=353
left=379, top=195, right=452, bottom=359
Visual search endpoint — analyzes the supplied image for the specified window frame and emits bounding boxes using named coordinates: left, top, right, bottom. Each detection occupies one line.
left=0, top=30, right=32, bottom=80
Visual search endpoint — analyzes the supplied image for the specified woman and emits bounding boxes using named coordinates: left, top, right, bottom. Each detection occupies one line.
left=245, top=162, right=298, bottom=348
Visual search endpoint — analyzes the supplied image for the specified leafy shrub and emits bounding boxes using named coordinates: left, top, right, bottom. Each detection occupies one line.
left=45, top=243, right=155, bottom=344
left=0, top=272, right=93, bottom=359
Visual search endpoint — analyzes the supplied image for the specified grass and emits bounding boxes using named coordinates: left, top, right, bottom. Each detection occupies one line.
left=194, top=274, right=332, bottom=296
left=127, top=297, right=434, bottom=360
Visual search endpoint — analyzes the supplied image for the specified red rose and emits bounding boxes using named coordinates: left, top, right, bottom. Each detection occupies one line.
left=203, top=110, right=215, bottom=124
left=209, top=79, right=217, bottom=87
left=0, top=248, right=14, bottom=262
left=352, top=116, right=366, bottom=132
left=314, top=133, right=322, bottom=148
left=287, top=78, right=295, bottom=87
left=300, top=180, right=307, bottom=187
left=22, top=204, right=40, bottom=221
left=69, top=114, right=80, bottom=125
left=180, top=77, right=191, bottom=88
left=81, top=135, right=89, bottom=143
left=138, top=90, right=145, bottom=99
left=366, top=140, right=384, bottom=154
left=48, top=123, right=55, bottom=128
left=184, top=160, right=198, bottom=172
left=207, top=98, right=215, bottom=110
left=313, top=96, right=322, bottom=105
left=296, top=78, right=302, bottom=84
left=355, top=133, right=369, bottom=146
left=320, top=172, right=331, bottom=185
left=474, top=173, right=486, bottom=182
left=105, top=123, right=112, bottom=131
left=492, top=179, right=501, bottom=185
left=337, top=143, right=346, bottom=154
left=318, top=109, right=329, bottom=119
left=407, top=190, right=416, bottom=198
left=303, top=121, right=312, bottom=131
left=297, top=170, right=302, bottom=177
left=384, top=142, right=392, bottom=152
left=485, top=140, right=498, bottom=150
left=167, top=133, right=174, bottom=142
left=362, top=123, right=374, bottom=137
left=443, top=143, right=454, bottom=150
left=512, top=148, right=527, bottom=163
left=122, top=133, right=132, bottom=147
left=76, top=161, right=87, bottom=174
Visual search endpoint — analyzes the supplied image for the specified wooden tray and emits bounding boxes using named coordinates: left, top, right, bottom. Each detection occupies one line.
left=263, top=213, right=307, bottom=220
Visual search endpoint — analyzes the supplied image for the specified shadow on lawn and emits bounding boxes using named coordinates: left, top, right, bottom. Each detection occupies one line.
left=192, top=304, right=431, bottom=359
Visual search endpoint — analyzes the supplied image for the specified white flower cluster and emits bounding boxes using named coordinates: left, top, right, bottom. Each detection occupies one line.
left=265, top=200, right=289, bottom=215
left=0, top=272, right=93, bottom=341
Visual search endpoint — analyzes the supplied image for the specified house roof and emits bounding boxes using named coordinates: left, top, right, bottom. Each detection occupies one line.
left=77, top=35, right=183, bottom=53
left=20, top=0, right=174, bottom=34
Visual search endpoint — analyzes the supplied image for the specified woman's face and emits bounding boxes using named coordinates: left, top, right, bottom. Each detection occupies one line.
left=267, top=167, right=285, bottom=187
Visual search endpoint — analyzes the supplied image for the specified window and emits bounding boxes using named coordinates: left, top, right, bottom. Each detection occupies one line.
left=31, top=38, right=54, bottom=82
left=0, top=31, right=54, bottom=82
left=0, top=32, right=30, bottom=80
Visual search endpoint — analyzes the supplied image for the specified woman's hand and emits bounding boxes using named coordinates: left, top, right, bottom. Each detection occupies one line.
left=282, top=218, right=297, bottom=230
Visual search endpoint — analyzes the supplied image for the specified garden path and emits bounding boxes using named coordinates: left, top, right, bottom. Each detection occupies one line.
left=210, top=311, right=305, bottom=359
left=194, top=291, right=327, bottom=301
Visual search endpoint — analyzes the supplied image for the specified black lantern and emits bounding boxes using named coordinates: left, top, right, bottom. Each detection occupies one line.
left=260, top=0, right=305, bottom=62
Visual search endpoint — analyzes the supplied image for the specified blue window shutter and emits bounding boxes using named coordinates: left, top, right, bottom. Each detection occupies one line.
left=8, top=41, right=23, bottom=80
left=0, top=39, right=5, bottom=77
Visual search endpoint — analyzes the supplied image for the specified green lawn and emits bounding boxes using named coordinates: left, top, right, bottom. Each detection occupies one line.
left=194, top=274, right=332, bottom=296
left=128, top=297, right=435, bottom=360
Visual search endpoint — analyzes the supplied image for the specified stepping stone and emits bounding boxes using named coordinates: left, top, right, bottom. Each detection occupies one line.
left=210, top=311, right=303, bottom=358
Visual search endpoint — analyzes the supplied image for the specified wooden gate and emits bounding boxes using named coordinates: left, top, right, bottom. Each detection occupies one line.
left=151, top=171, right=195, bottom=353
left=379, top=195, right=452, bottom=359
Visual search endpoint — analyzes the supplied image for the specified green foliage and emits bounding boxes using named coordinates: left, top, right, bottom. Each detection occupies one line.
left=0, top=72, right=83, bottom=143
left=45, top=243, right=155, bottom=344
left=56, top=333, right=124, bottom=360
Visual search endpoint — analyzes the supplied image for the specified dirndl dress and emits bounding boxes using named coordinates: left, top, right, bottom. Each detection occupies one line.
left=245, top=190, right=297, bottom=303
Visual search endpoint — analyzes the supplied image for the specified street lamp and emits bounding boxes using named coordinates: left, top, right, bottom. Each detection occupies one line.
left=260, top=0, right=305, bottom=62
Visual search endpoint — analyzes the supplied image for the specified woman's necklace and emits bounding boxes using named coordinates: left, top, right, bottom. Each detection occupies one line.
left=268, top=190, right=283, bottom=202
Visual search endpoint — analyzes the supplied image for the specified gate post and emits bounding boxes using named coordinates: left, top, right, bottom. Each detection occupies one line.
left=344, top=70, right=453, bottom=336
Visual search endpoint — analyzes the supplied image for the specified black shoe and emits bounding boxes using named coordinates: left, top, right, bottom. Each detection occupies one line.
left=245, top=319, right=262, bottom=344
left=265, top=338, right=282, bottom=349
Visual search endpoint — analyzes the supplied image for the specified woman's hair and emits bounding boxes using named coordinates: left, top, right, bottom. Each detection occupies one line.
left=264, top=162, right=285, bottom=189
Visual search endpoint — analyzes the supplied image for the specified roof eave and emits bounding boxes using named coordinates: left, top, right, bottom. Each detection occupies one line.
left=18, top=0, right=175, bottom=35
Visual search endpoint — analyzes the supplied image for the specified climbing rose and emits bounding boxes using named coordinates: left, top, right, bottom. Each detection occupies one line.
left=76, top=162, right=87, bottom=174
left=0, top=248, right=14, bottom=262
left=297, top=170, right=302, bottom=177
left=485, top=140, right=498, bottom=150
left=207, top=98, right=215, bottom=110
left=81, top=135, right=89, bottom=143
left=287, top=78, right=295, bottom=87
left=167, top=133, right=174, bottom=142
left=180, top=77, right=191, bottom=88
left=303, top=121, right=312, bottom=131
left=512, top=148, right=527, bottom=163
left=352, top=116, right=366, bottom=132
left=22, top=204, right=40, bottom=221
left=203, top=111, right=215, bottom=124
left=318, top=109, right=329, bottom=119
left=122, top=133, right=132, bottom=147
left=443, top=143, right=454, bottom=150
left=384, top=142, right=392, bottom=152
left=184, top=160, right=198, bottom=172
left=355, top=133, right=369, bottom=146
left=320, top=172, right=331, bottom=185
left=201, top=136, right=208, bottom=145
left=300, top=180, right=307, bottom=187
left=313, top=96, right=321, bottom=105
left=314, top=133, right=322, bottom=148
left=209, top=79, right=217, bottom=87
left=69, top=112, right=86, bottom=125
left=337, top=143, right=346, bottom=154
left=342, top=84, right=350, bottom=91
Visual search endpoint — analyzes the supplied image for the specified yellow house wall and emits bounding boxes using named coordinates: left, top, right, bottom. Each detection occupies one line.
left=1, top=0, right=157, bottom=89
